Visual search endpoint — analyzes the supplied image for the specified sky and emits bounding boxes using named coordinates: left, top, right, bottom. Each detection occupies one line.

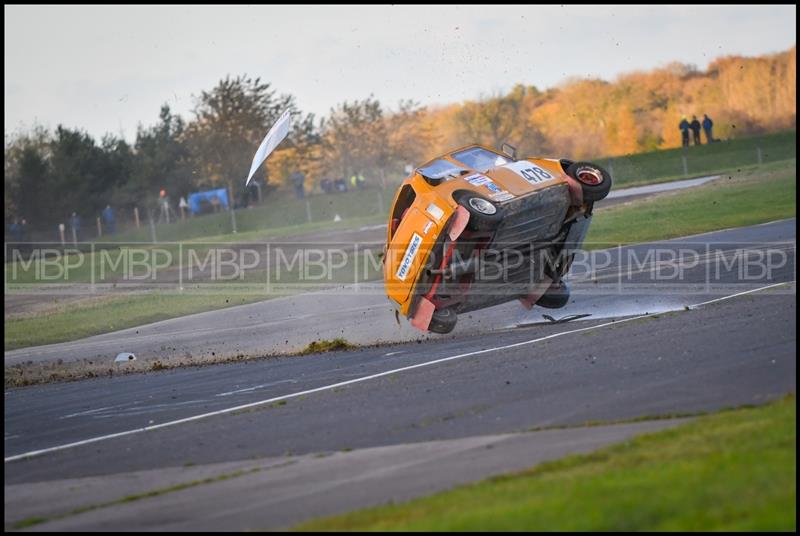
left=4, top=4, right=796, bottom=142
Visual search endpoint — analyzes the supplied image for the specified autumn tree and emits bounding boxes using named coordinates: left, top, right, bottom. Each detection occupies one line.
left=322, top=96, right=387, bottom=181
left=185, top=75, right=297, bottom=205
left=452, top=84, right=546, bottom=155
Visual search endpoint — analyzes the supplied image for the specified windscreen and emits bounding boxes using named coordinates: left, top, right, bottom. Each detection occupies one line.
left=451, top=147, right=511, bottom=172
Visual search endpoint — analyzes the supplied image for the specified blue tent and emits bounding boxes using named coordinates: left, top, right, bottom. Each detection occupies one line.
left=187, top=188, right=229, bottom=214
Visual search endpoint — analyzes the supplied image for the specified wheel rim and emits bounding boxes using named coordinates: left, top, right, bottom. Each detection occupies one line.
left=468, top=197, right=497, bottom=215
left=576, top=168, right=603, bottom=185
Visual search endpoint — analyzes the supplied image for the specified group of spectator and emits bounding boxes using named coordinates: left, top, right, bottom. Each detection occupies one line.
left=70, top=205, right=115, bottom=241
left=679, top=114, right=717, bottom=147
left=6, top=204, right=116, bottom=246
left=8, top=218, right=28, bottom=243
left=319, top=172, right=367, bottom=195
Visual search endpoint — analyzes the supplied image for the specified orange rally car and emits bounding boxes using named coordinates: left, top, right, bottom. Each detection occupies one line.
left=383, top=143, right=612, bottom=334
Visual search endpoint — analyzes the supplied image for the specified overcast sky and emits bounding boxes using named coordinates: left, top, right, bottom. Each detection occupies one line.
left=4, top=4, right=796, bottom=142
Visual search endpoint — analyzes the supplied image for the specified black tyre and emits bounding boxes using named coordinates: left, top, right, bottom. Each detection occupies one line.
left=428, top=307, right=458, bottom=334
left=536, top=281, right=570, bottom=309
left=453, top=191, right=504, bottom=232
left=566, top=162, right=612, bottom=202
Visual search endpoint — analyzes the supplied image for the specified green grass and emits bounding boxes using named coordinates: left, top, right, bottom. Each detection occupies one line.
left=4, top=292, right=266, bottom=351
left=586, top=159, right=796, bottom=248
left=603, top=130, right=796, bottom=188
left=294, top=395, right=797, bottom=531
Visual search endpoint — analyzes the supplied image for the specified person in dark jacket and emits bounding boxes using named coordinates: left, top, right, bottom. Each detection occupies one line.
left=102, top=204, right=115, bottom=234
left=679, top=116, right=690, bottom=147
left=68, top=212, right=81, bottom=242
left=690, top=115, right=702, bottom=145
left=291, top=171, right=306, bottom=199
left=702, top=114, right=715, bottom=143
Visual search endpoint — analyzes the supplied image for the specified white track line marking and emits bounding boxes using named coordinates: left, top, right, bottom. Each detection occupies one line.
left=688, top=281, right=792, bottom=309
left=4, top=281, right=793, bottom=464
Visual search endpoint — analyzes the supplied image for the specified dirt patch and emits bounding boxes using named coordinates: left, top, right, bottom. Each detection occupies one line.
left=3, top=337, right=403, bottom=388
left=298, top=338, right=357, bottom=355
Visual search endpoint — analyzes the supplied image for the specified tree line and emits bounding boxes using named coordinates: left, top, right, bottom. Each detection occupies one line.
left=5, top=46, right=795, bottom=232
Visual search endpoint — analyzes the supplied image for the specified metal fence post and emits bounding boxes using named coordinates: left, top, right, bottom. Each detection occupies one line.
left=681, top=155, right=689, bottom=177
left=227, top=186, right=237, bottom=234
left=757, top=147, right=763, bottom=164
left=148, top=210, right=158, bottom=244
left=305, top=198, right=313, bottom=224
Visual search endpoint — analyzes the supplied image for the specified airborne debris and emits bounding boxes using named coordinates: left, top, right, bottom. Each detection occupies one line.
left=542, top=313, right=593, bottom=324
left=114, top=352, right=136, bottom=363
left=245, top=110, right=293, bottom=186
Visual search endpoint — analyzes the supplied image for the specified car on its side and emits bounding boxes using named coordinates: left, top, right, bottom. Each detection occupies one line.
left=383, top=143, right=612, bottom=333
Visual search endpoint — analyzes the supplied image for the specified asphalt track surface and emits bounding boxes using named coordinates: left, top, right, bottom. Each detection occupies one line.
left=4, top=218, right=796, bottom=530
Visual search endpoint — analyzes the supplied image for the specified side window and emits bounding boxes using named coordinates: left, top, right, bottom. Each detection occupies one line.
left=389, top=185, right=416, bottom=238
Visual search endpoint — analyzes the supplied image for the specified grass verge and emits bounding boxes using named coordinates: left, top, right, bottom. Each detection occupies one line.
left=294, top=394, right=797, bottom=531
left=4, top=292, right=267, bottom=351
left=586, top=159, right=796, bottom=247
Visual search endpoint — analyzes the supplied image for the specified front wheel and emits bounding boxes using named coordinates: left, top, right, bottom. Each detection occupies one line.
left=453, top=191, right=504, bottom=232
left=566, top=162, right=612, bottom=202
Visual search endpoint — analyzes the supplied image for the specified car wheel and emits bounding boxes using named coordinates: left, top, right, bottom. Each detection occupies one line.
left=566, top=162, right=612, bottom=202
left=536, top=281, right=571, bottom=309
left=428, top=307, right=458, bottom=334
left=453, top=191, right=504, bottom=232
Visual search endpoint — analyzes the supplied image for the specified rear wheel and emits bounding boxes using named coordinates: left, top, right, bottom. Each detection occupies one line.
left=428, top=307, right=458, bottom=334
left=453, top=191, right=504, bottom=232
left=566, top=162, right=612, bottom=202
left=536, top=281, right=571, bottom=309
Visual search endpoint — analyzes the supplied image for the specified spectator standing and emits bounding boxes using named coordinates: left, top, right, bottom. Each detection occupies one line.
left=8, top=218, right=28, bottom=257
left=69, top=211, right=81, bottom=243
left=9, top=218, right=22, bottom=242
left=102, top=204, right=115, bottom=234
left=679, top=116, right=690, bottom=147
left=690, top=115, right=702, bottom=146
left=291, top=171, right=306, bottom=199
left=702, top=114, right=715, bottom=143
left=350, top=171, right=366, bottom=190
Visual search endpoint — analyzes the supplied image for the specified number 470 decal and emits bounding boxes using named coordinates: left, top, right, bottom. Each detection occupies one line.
left=504, top=161, right=554, bottom=184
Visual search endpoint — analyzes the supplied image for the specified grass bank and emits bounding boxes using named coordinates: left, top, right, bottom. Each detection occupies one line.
left=295, top=395, right=796, bottom=531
